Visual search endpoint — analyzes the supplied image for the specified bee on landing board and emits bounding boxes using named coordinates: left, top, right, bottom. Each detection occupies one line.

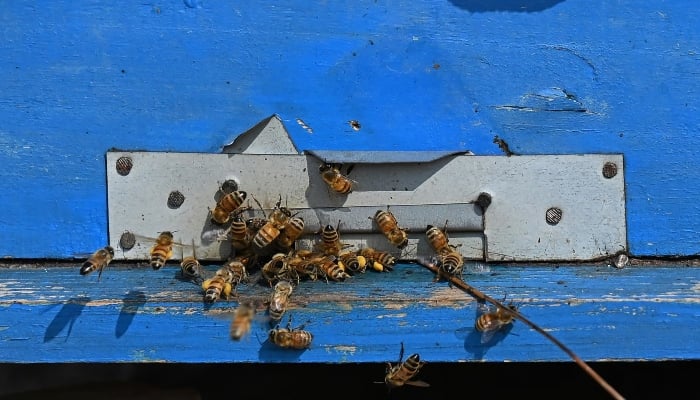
left=319, top=163, right=354, bottom=194
left=372, top=208, right=409, bottom=249
left=79, top=246, right=115, bottom=281
left=337, top=250, right=367, bottom=274
left=180, top=239, right=204, bottom=283
left=268, top=280, right=294, bottom=325
left=359, top=247, right=396, bottom=272
left=382, top=342, right=430, bottom=390
left=268, top=315, right=313, bottom=350
left=474, top=300, right=518, bottom=344
left=201, top=267, right=234, bottom=303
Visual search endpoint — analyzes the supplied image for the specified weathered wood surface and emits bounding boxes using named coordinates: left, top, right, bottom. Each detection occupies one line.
left=1, top=1, right=700, bottom=258
left=2, top=262, right=698, bottom=363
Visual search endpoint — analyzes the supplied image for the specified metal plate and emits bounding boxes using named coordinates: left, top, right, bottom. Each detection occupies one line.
left=106, top=151, right=625, bottom=262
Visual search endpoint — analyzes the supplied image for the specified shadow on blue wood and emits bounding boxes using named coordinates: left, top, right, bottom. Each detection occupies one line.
left=449, top=0, right=565, bottom=12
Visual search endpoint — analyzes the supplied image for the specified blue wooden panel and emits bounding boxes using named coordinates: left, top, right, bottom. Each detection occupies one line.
left=2, top=262, right=699, bottom=363
left=1, top=1, right=700, bottom=257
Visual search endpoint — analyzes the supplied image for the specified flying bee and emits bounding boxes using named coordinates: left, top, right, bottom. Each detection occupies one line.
left=337, top=250, right=367, bottom=274
left=275, top=215, right=305, bottom=251
left=252, top=196, right=293, bottom=255
left=268, top=280, right=294, bottom=325
left=268, top=315, right=313, bottom=350
left=79, top=246, right=115, bottom=281
left=373, top=208, right=409, bottom=249
left=383, top=342, right=430, bottom=390
left=180, top=240, right=204, bottom=283
left=150, top=231, right=177, bottom=270
left=475, top=300, right=518, bottom=344
left=230, top=302, right=256, bottom=341
left=202, top=267, right=233, bottom=303
left=359, top=247, right=397, bottom=272
left=210, top=190, right=248, bottom=225
left=319, top=162, right=354, bottom=194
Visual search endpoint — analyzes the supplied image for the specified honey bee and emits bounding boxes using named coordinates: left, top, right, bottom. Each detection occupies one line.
left=268, top=315, right=313, bottom=350
left=318, top=221, right=344, bottom=256
left=337, top=250, right=367, bottom=274
left=475, top=300, right=518, bottom=344
left=252, top=196, right=293, bottom=255
left=426, top=222, right=451, bottom=254
left=228, top=215, right=251, bottom=251
left=268, top=280, right=294, bottom=324
left=285, top=249, right=319, bottom=281
left=383, top=342, right=430, bottom=389
left=210, top=190, right=248, bottom=225
left=202, top=267, right=233, bottom=303
left=359, top=247, right=397, bottom=272
left=180, top=240, right=204, bottom=283
left=319, top=163, right=354, bottom=194
left=79, top=246, right=115, bottom=281
left=311, top=255, right=351, bottom=282
left=275, top=215, right=305, bottom=251
left=261, top=252, right=297, bottom=286
left=224, top=259, right=249, bottom=293
left=373, top=208, right=409, bottom=249
left=150, top=231, right=176, bottom=270
left=230, top=302, right=256, bottom=341
left=437, top=248, right=465, bottom=278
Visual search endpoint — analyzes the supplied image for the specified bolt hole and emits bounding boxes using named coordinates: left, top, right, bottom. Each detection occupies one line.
left=220, top=179, right=239, bottom=194
left=546, top=207, right=562, bottom=225
left=116, top=157, right=133, bottom=176
left=119, top=231, right=136, bottom=250
left=602, top=162, right=618, bottom=179
left=167, top=190, right=186, bottom=209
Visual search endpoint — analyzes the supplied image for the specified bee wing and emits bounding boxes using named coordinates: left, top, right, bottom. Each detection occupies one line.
left=404, top=379, right=431, bottom=388
left=476, top=301, right=493, bottom=317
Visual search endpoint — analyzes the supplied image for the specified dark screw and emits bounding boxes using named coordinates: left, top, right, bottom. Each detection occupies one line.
left=116, top=157, right=133, bottom=176
left=476, top=192, right=492, bottom=210
left=602, top=162, right=618, bottom=179
left=119, top=231, right=136, bottom=250
left=546, top=207, right=563, bottom=225
left=349, top=120, right=361, bottom=131
left=220, top=179, right=239, bottom=194
left=167, top=190, right=186, bottom=209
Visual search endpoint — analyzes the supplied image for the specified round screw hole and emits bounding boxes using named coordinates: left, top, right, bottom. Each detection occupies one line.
left=220, top=179, right=239, bottom=194
left=167, top=190, right=186, bottom=209
left=119, top=231, right=136, bottom=250
left=116, top=157, right=133, bottom=176
left=546, top=207, right=563, bottom=225
left=602, top=162, right=618, bottom=179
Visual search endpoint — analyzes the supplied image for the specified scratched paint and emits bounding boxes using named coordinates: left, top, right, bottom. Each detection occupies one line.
left=1, top=263, right=699, bottom=362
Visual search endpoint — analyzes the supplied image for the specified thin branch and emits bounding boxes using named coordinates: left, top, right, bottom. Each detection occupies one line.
left=416, top=258, right=625, bottom=400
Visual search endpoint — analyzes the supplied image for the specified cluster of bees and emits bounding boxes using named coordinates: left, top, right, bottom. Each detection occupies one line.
left=80, top=162, right=519, bottom=389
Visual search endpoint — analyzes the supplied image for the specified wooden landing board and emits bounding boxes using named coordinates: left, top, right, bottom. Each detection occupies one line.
left=1, top=262, right=698, bottom=363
